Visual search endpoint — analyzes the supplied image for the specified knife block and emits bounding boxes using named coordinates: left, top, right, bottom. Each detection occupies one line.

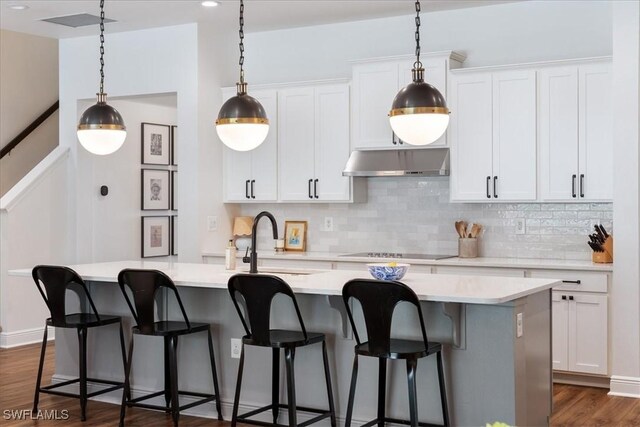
left=592, top=236, right=613, bottom=263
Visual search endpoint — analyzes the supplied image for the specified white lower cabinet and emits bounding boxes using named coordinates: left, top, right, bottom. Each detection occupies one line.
left=552, top=291, right=608, bottom=375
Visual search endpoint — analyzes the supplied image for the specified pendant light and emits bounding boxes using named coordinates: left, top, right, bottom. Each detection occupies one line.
left=389, top=0, right=449, bottom=146
left=215, top=0, right=269, bottom=152
left=77, top=0, right=126, bottom=155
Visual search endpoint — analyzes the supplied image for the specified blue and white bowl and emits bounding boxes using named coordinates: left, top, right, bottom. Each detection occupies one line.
left=367, top=263, right=410, bottom=281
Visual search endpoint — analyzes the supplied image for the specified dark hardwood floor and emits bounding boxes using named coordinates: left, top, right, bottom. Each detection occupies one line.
left=1, top=343, right=640, bottom=426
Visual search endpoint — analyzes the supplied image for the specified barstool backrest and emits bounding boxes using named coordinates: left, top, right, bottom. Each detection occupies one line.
left=228, top=274, right=308, bottom=346
left=117, top=269, right=191, bottom=334
left=32, top=265, right=101, bottom=325
left=342, top=279, right=429, bottom=356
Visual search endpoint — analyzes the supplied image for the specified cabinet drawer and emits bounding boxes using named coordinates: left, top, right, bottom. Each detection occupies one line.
left=434, top=266, right=525, bottom=277
left=529, top=270, right=608, bottom=293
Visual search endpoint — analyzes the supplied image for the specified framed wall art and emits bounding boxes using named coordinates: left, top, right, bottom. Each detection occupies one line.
left=171, top=171, right=178, bottom=211
left=171, top=215, right=178, bottom=256
left=284, top=220, right=307, bottom=252
left=141, top=122, right=171, bottom=165
left=141, top=216, right=170, bottom=258
left=171, top=125, right=178, bottom=166
left=141, top=169, right=170, bottom=210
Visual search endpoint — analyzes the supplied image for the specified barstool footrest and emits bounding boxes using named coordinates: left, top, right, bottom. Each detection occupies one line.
left=125, top=390, right=218, bottom=412
left=372, top=417, right=444, bottom=427
left=237, top=403, right=332, bottom=427
left=39, top=377, right=124, bottom=399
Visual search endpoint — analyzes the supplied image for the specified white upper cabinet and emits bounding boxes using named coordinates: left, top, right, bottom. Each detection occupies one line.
left=539, top=61, right=612, bottom=201
left=352, top=52, right=464, bottom=150
left=450, top=69, right=537, bottom=202
left=278, top=83, right=351, bottom=202
left=222, top=89, right=278, bottom=202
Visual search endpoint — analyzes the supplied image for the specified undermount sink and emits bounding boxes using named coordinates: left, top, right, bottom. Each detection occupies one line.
left=238, top=266, right=322, bottom=276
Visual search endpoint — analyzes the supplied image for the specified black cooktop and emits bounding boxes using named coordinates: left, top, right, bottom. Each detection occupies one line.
left=339, top=252, right=456, bottom=260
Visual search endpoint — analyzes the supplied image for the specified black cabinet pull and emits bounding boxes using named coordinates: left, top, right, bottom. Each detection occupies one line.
left=571, top=174, right=577, bottom=198
left=493, top=176, right=498, bottom=199
left=569, top=295, right=574, bottom=301
left=562, top=280, right=581, bottom=285
left=245, top=180, right=250, bottom=199
left=392, top=131, right=397, bottom=145
left=308, top=179, right=313, bottom=199
left=250, top=180, right=255, bottom=199
left=486, top=176, right=491, bottom=199
left=314, top=179, right=319, bottom=199
left=561, top=295, right=567, bottom=300
left=580, top=174, right=585, bottom=198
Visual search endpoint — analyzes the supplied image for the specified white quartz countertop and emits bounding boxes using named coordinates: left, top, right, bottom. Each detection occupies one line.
left=10, top=261, right=559, bottom=305
left=202, top=251, right=613, bottom=272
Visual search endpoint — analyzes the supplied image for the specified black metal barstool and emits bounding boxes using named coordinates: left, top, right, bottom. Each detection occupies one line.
left=342, top=279, right=450, bottom=427
left=228, top=273, right=336, bottom=427
left=32, top=265, right=127, bottom=422
left=117, top=269, right=222, bottom=427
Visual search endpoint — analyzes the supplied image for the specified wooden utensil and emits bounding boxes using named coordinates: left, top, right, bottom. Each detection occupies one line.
left=469, top=223, right=482, bottom=238
left=455, top=221, right=467, bottom=239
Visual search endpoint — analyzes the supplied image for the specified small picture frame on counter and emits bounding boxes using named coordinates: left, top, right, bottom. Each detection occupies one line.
left=141, top=122, right=171, bottom=165
left=141, top=169, right=170, bottom=210
left=141, top=216, right=170, bottom=258
left=284, top=220, right=307, bottom=252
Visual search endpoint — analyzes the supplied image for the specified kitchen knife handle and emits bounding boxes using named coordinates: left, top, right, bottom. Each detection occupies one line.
left=251, top=180, right=256, bottom=199
left=579, top=174, right=585, bottom=198
left=486, top=176, right=491, bottom=199
left=245, top=180, right=250, bottom=199
left=493, top=176, right=498, bottom=199
left=308, top=179, right=313, bottom=199
left=562, top=280, right=581, bottom=285
left=571, top=174, right=577, bottom=198
left=314, top=179, right=319, bottom=199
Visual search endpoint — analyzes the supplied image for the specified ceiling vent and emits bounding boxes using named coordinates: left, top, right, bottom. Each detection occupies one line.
left=41, top=14, right=116, bottom=28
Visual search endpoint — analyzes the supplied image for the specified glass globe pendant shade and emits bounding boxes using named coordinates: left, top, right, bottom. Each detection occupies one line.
left=389, top=68, right=450, bottom=146
left=77, top=93, right=127, bottom=155
left=216, top=88, right=269, bottom=152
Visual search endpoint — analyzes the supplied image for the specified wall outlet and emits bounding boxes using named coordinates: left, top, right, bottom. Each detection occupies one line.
left=324, top=217, right=334, bottom=232
left=230, top=338, right=242, bottom=359
left=207, top=216, right=218, bottom=232
left=515, top=218, right=526, bottom=235
left=516, top=312, right=524, bottom=338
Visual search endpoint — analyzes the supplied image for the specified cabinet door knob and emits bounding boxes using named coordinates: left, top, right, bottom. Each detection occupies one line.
left=314, top=179, right=319, bottom=199
left=569, top=295, right=574, bottom=301
left=486, top=176, right=491, bottom=199
left=308, top=179, right=313, bottom=199
left=561, top=295, right=567, bottom=300
left=572, top=174, right=577, bottom=198
left=580, top=174, right=585, bottom=198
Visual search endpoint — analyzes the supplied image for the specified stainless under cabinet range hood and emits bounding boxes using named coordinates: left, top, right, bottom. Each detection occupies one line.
left=342, top=148, right=449, bottom=177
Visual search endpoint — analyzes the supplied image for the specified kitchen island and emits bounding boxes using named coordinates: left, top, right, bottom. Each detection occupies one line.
left=11, top=261, right=558, bottom=426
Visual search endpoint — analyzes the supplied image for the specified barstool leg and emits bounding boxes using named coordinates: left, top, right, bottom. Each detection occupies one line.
left=207, top=328, right=223, bottom=420
left=437, top=351, right=450, bottom=426
left=164, top=336, right=172, bottom=410
left=272, top=348, right=280, bottom=424
left=231, top=343, right=245, bottom=427
left=168, top=336, right=180, bottom=427
left=377, top=358, right=387, bottom=426
left=406, top=358, right=419, bottom=427
left=284, top=347, right=297, bottom=427
left=118, top=322, right=130, bottom=401
left=78, top=327, right=88, bottom=421
left=321, top=341, right=337, bottom=427
left=345, top=354, right=358, bottom=427
left=33, top=323, right=48, bottom=412
left=119, top=335, right=134, bottom=427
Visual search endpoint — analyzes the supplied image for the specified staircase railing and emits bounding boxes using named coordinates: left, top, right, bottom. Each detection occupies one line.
left=0, top=100, right=59, bottom=159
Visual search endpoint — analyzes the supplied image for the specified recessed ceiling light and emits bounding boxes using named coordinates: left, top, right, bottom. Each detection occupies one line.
left=201, top=1, right=219, bottom=7
left=9, top=4, right=30, bottom=10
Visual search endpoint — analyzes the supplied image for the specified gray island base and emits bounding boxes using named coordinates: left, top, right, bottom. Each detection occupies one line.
left=11, top=261, right=557, bottom=426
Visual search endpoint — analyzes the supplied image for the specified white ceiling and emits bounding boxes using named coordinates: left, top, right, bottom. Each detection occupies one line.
left=1, top=0, right=519, bottom=39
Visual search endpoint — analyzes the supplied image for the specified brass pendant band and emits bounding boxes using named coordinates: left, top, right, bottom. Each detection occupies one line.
left=389, top=106, right=450, bottom=117
left=215, top=117, right=269, bottom=125
left=77, top=124, right=126, bottom=131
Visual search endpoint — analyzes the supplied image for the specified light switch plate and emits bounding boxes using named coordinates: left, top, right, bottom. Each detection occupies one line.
left=324, top=217, right=334, bottom=232
left=515, top=219, right=526, bottom=235
left=207, top=216, right=217, bottom=232
left=516, top=312, right=524, bottom=337
left=231, top=338, right=241, bottom=359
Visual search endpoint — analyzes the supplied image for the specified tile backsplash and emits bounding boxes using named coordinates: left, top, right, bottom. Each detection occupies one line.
left=240, top=177, right=612, bottom=261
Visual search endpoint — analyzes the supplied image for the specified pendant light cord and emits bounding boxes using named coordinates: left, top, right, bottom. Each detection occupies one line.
left=99, top=0, right=105, bottom=96
left=238, top=0, right=245, bottom=84
left=414, top=0, right=422, bottom=70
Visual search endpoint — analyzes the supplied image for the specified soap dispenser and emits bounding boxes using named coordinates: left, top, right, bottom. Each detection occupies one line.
left=225, top=239, right=237, bottom=270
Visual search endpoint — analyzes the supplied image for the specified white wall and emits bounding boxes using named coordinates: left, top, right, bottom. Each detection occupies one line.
left=610, top=0, right=640, bottom=397
left=243, top=0, right=612, bottom=85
